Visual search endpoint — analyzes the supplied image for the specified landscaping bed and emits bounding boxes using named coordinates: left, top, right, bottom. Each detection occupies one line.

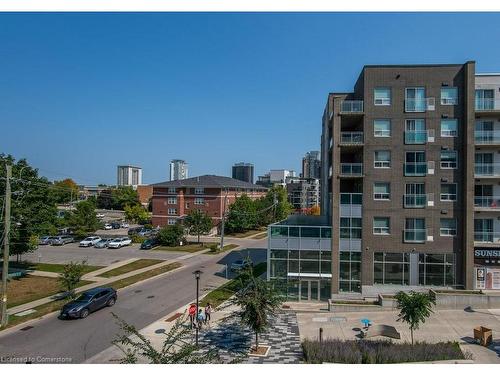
left=302, top=339, right=468, bottom=364
left=154, top=242, right=216, bottom=253
left=206, top=244, right=239, bottom=255
left=96, top=259, right=164, bottom=278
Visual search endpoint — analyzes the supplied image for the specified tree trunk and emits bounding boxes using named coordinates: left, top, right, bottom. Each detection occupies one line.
left=255, top=331, right=259, bottom=350
left=411, top=328, right=414, bottom=345
left=197, top=232, right=200, bottom=244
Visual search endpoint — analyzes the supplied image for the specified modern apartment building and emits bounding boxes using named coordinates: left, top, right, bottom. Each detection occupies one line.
left=286, top=177, right=320, bottom=211
left=232, top=162, right=254, bottom=184
left=170, top=159, right=188, bottom=181
left=151, top=175, right=267, bottom=228
left=269, top=61, right=500, bottom=302
left=117, top=165, right=142, bottom=187
left=302, top=151, right=321, bottom=179
left=256, top=169, right=296, bottom=187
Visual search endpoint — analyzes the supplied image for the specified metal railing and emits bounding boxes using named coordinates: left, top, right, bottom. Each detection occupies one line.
left=475, top=163, right=500, bottom=177
left=403, top=194, right=427, bottom=208
left=474, top=231, right=500, bottom=243
left=340, top=163, right=363, bottom=176
left=475, top=130, right=500, bottom=145
left=340, top=132, right=363, bottom=145
left=404, top=229, right=427, bottom=243
left=404, top=162, right=427, bottom=176
left=441, top=97, right=458, bottom=105
left=474, top=196, right=500, bottom=209
left=374, top=98, right=391, bottom=106
left=475, top=99, right=500, bottom=111
left=340, top=100, right=364, bottom=113
left=405, top=98, right=435, bottom=112
left=404, top=130, right=428, bottom=144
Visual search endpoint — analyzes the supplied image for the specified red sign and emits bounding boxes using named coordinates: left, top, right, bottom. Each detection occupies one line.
left=188, top=304, right=196, bottom=316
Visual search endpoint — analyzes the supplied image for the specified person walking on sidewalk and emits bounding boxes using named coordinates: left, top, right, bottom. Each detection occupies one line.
left=196, top=309, right=205, bottom=330
left=204, top=303, right=212, bottom=324
left=188, top=304, right=197, bottom=329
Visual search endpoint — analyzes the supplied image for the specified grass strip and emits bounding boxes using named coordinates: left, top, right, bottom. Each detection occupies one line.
left=251, top=232, right=268, bottom=239
left=226, top=229, right=266, bottom=238
left=154, top=242, right=216, bottom=253
left=96, top=259, right=164, bottom=278
left=6, top=261, right=103, bottom=275
left=105, top=262, right=182, bottom=290
left=206, top=244, right=239, bottom=255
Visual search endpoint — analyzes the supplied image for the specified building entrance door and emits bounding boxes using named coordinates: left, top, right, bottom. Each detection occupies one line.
left=299, top=280, right=320, bottom=301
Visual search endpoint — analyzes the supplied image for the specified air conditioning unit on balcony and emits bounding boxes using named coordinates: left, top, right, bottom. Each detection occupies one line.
left=426, top=97, right=436, bottom=111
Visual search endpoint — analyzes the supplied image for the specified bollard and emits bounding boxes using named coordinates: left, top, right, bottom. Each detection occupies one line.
left=319, top=327, right=323, bottom=342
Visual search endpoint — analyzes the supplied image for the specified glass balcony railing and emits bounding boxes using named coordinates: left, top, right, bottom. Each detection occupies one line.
left=405, top=98, right=434, bottom=112
left=404, top=229, right=426, bottom=243
left=340, top=163, right=363, bottom=176
left=475, top=163, right=500, bottom=177
left=340, top=100, right=364, bottom=113
left=340, top=193, right=362, bottom=205
left=475, top=130, right=500, bottom=145
left=476, top=99, right=500, bottom=111
left=404, top=194, right=427, bottom=208
left=474, top=231, right=500, bottom=243
left=404, top=162, right=427, bottom=176
left=404, top=130, right=427, bottom=144
left=474, top=196, right=500, bottom=209
left=340, top=132, right=363, bottom=145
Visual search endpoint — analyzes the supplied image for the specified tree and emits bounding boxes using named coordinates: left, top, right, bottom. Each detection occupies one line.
left=124, top=204, right=151, bottom=224
left=59, top=261, right=87, bottom=298
left=0, top=154, right=59, bottom=259
left=112, top=187, right=140, bottom=210
left=184, top=209, right=213, bottom=243
left=51, top=178, right=79, bottom=204
left=111, top=313, right=225, bottom=364
left=157, top=224, right=185, bottom=247
left=226, top=194, right=258, bottom=233
left=234, top=259, right=284, bottom=351
left=255, top=186, right=292, bottom=226
left=395, top=291, right=436, bottom=345
left=67, top=200, right=99, bottom=237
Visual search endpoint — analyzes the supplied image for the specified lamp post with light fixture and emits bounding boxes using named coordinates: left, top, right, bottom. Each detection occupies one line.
left=193, top=269, right=202, bottom=346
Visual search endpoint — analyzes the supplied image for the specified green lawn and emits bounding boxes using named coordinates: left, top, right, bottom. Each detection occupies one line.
left=96, top=259, right=164, bottom=278
left=252, top=232, right=268, bottom=239
left=105, top=262, right=182, bottom=290
left=199, top=262, right=266, bottom=308
left=7, top=261, right=103, bottom=275
left=206, top=244, right=239, bottom=255
left=154, top=242, right=216, bottom=253
left=226, top=229, right=266, bottom=238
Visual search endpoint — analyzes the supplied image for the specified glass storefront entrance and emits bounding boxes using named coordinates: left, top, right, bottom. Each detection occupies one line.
left=300, top=280, right=320, bottom=301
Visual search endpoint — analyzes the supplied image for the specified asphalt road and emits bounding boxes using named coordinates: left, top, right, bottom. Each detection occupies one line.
left=0, top=247, right=266, bottom=364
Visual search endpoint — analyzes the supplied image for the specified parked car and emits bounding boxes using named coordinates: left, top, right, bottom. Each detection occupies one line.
left=79, top=236, right=101, bottom=247
left=121, top=222, right=130, bottom=228
left=51, top=235, right=74, bottom=246
left=94, top=238, right=111, bottom=249
left=137, top=228, right=153, bottom=237
left=128, top=227, right=143, bottom=236
left=104, top=223, right=113, bottom=230
left=107, top=237, right=132, bottom=249
left=59, top=287, right=117, bottom=319
left=96, top=213, right=105, bottom=219
left=39, top=236, right=57, bottom=245
left=111, top=222, right=121, bottom=229
left=230, top=259, right=253, bottom=272
left=140, top=237, right=160, bottom=250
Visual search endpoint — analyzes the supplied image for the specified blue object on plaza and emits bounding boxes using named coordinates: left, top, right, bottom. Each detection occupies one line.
left=361, top=318, right=371, bottom=329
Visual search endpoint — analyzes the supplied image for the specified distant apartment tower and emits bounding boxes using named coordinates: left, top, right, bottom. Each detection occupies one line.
left=170, top=159, right=188, bottom=181
left=117, top=165, right=142, bottom=187
left=302, top=151, right=321, bottom=179
left=287, top=177, right=320, bottom=211
left=232, top=162, right=254, bottom=184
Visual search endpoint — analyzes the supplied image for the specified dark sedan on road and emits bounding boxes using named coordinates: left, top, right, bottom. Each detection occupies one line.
left=59, top=287, right=117, bottom=319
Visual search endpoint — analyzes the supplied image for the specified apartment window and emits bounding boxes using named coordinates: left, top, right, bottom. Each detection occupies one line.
left=405, top=87, right=426, bottom=112
left=340, top=217, right=362, bottom=239
left=405, top=119, right=426, bottom=144
left=194, top=197, right=205, bottom=205
left=441, top=150, right=458, bottom=169
left=373, top=182, right=390, bottom=200
left=168, top=187, right=176, bottom=194
left=475, top=218, right=494, bottom=242
left=374, top=119, right=391, bottom=137
left=168, top=208, right=177, bottom=215
left=404, top=218, right=426, bottom=243
left=167, top=197, right=177, bottom=204
left=373, top=217, right=390, bottom=235
left=404, top=183, right=426, bottom=208
left=194, top=187, right=204, bottom=194
left=440, top=183, right=457, bottom=201
left=475, top=121, right=494, bottom=144
left=405, top=151, right=426, bottom=176
left=374, top=150, right=391, bottom=168
left=167, top=219, right=177, bottom=225
left=339, top=251, right=361, bottom=293
left=441, top=87, right=458, bottom=105
left=374, top=87, right=391, bottom=106
left=440, top=218, right=457, bottom=237
left=419, top=254, right=455, bottom=286
left=441, top=119, right=458, bottom=137
left=476, top=89, right=495, bottom=110
left=374, top=252, right=410, bottom=285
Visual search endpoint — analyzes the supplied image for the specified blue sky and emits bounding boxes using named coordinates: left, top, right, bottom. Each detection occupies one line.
left=1, top=12, right=500, bottom=185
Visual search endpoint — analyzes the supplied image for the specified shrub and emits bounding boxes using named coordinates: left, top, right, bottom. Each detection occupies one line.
left=157, top=224, right=185, bottom=247
left=130, top=234, right=147, bottom=244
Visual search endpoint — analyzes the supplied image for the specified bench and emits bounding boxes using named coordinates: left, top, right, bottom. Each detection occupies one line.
left=360, top=324, right=401, bottom=340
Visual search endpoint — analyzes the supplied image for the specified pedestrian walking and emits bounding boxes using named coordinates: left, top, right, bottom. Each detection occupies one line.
left=197, top=309, right=205, bottom=330
left=204, top=302, right=212, bottom=323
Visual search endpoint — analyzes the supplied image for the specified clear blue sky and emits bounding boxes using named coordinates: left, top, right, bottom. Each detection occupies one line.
left=1, top=12, right=500, bottom=185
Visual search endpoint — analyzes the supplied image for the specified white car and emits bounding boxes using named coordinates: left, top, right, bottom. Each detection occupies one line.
left=79, top=236, right=101, bottom=247
left=107, top=237, right=132, bottom=249
left=96, top=213, right=105, bottom=219
left=121, top=222, right=130, bottom=228
left=104, top=223, right=113, bottom=230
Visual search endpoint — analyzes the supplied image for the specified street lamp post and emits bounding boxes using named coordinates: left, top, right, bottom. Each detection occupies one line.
left=193, top=269, right=202, bottom=346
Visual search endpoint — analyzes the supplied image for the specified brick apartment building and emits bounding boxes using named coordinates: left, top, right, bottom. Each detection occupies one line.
left=151, top=175, right=268, bottom=228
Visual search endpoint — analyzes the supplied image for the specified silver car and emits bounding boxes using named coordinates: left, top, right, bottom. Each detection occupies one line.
left=39, top=236, right=58, bottom=245
left=52, top=235, right=74, bottom=246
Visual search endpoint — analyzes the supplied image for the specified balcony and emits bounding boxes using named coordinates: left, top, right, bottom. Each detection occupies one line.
left=340, top=163, right=363, bottom=177
left=404, top=130, right=428, bottom=145
left=405, top=98, right=435, bottom=112
left=340, top=100, right=364, bottom=114
left=475, top=130, right=500, bottom=145
left=474, top=231, right=500, bottom=244
left=404, top=229, right=427, bottom=243
left=475, top=99, right=500, bottom=112
left=404, top=162, right=427, bottom=176
left=474, top=196, right=500, bottom=210
left=403, top=194, right=427, bottom=208
left=340, top=193, right=362, bottom=217
left=475, top=163, right=500, bottom=177
left=340, top=132, right=363, bottom=146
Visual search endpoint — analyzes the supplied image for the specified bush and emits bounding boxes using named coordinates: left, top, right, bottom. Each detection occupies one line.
left=157, top=224, right=185, bottom=247
left=302, top=339, right=467, bottom=364
left=130, top=234, right=147, bottom=244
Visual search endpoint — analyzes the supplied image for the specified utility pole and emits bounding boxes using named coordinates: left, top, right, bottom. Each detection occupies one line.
left=219, top=188, right=228, bottom=252
left=1, top=164, right=12, bottom=328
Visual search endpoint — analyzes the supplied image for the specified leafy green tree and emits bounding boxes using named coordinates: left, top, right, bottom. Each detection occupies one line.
left=112, top=187, right=140, bottom=210
left=67, top=200, right=99, bottom=237
left=395, top=291, right=436, bottom=345
left=226, top=194, right=258, bottom=233
left=157, top=224, right=185, bottom=247
left=0, top=154, right=59, bottom=259
left=184, top=209, right=213, bottom=243
left=59, top=261, right=87, bottom=298
left=255, top=185, right=292, bottom=226
left=124, top=204, right=151, bottom=224
left=234, top=259, right=284, bottom=351
left=96, top=188, right=113, bottom=209
left=51, top=178, right=79, bottom=204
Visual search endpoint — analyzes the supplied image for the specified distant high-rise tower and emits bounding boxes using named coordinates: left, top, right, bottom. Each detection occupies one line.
left=117, top=165, right=142, bottom=187
left=232, top=162, right=254, bottom=184
left=170, top=159, right=188, bottom=181
left=302, top=151, right=321, bottom=179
